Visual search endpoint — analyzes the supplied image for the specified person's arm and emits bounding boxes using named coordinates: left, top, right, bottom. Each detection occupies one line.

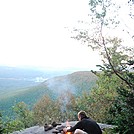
left=66, top=121, right=82, bottom=132
left=63, top=127, right=68, bottom=133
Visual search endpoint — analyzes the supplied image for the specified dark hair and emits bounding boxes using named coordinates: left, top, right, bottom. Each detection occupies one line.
left=78, top=111, right=87, bottom=119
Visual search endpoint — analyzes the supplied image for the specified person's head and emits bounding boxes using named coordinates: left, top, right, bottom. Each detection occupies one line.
left=77, top=111, right=87, bottom=121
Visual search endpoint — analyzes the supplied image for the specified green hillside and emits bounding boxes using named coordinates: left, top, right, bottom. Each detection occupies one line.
left=0, top=71, right=97, bottom=118
left=0, top=85, right=53, bottom=118
left=42, top=71, right=98, bottom=95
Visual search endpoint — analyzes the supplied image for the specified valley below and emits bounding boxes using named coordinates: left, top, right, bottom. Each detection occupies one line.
left=0, top=66, right=97, bottom=119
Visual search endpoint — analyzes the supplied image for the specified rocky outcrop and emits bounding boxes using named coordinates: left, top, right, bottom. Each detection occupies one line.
left=12, top=121, right=116, bottom=134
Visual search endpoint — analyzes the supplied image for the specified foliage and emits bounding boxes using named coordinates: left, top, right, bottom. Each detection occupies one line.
left=71, top=73, right=119, bottom=124
left=0, top=102, right=36, bottom=134
left=54, top=75, right=118, bottom=123
left=86, top=74, right=119, bottom=123
left=88, top=0, right=134, bottom=40
left=109, top=74, right=134, bottom=133
left=59, top=91, right=79, bottom=121
left=33, top=95, right=63, bottom=125
left=0, top=71, right=97, bottom=119
left=33, top=91, right=85, bottom=124
left=102, top=128, right=116, bottom=134
left=33, top=90, right=91, bottom=124
left=3, top=119, right=24, bottom=133
left=128, top=0, right=134, bottom=19
left=13, top=102, right=36, bottom=128
left=0, top=112, right=4, bottom=134
left=0, top=71, right=98, bottom=132
left=71, top=0, right=134, bottom=132
left=72, top=38, right=134, bottom=126
left=89, top=37, right=134, bottom=133
left=94, top=36, right=134, bottom=133
left=0, top=85, right=54, bottom=119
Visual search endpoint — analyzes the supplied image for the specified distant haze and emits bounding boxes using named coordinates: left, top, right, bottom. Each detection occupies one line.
left=0, top=0, right=102, bottom=70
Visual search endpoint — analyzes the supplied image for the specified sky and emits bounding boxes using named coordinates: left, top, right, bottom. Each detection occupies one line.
left=0, top=0, right=133, bottom=70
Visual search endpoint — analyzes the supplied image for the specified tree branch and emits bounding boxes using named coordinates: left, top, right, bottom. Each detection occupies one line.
left=101, top=36, right=133, bottom=88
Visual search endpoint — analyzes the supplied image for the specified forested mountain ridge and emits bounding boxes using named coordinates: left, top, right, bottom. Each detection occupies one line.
left=0, top=71, right=97, bottom=118
left=41, top=71, right=98, bottom=94
left=0, top=66, right=81, bottom=97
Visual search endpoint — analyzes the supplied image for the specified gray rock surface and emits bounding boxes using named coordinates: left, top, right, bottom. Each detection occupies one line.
left=12, top=121, right=115, bottom=134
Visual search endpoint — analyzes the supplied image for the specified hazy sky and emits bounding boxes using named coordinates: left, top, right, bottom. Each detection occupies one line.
left=0, top=0, right=101, bottom=69
left=0, top=0, right=133, bottom=70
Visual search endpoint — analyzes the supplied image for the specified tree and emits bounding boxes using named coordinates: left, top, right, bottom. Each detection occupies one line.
left=33, top=95, right=63, bottom=125
left=60, top=91, right=79, bottom=121
left=0, top=102, right=35, bottom=133
left=13, top=102, right=35, bottom=128
left=71, top=0, right=134, bottom=133
left=86, top=74, right=119, bottom=123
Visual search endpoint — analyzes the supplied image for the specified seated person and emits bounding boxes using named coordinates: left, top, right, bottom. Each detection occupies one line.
left=63, top=111, right=102, bottom=134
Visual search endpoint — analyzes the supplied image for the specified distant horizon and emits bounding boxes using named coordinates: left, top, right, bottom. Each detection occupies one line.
left=0, top=64, right=100, bottom=71
left=0, top=0, right=103, bottom=70
left=0, top=0, right=132, bottom=72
